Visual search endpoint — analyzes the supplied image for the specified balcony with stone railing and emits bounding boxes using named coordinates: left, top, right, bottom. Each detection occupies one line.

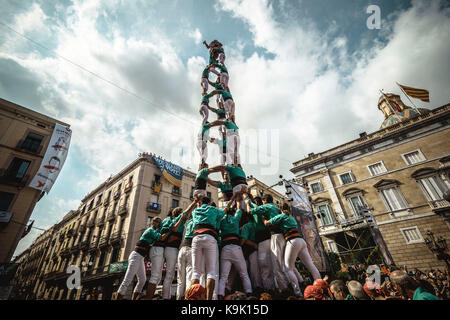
left=118, top=205, right=128, bottom=216
left=98, top=235, right=109, bottom=248
left=109, top=231, right=122, bottom=245
left=96, top=215, right=105, bottom=226
left=429, top=199, right=450, bottom=213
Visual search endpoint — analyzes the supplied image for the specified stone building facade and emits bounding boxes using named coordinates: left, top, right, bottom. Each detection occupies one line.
left=0, top=98, right=69, bottom=263
left=291, top=96, right=450, bottom=270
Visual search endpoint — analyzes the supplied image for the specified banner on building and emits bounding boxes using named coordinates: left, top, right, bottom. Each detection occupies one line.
left=108, top=261, right=128, bottom=274
left=285, top=181, right=329, bottom=272
left=29, top=123, right=72, bottom=194
left=363, top=210, right=395, bottom=266
left=152, top=156, right=183, bottom=187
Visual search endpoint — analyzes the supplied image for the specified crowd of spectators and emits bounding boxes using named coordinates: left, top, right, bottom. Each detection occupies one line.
left=159, top=264, right=448, bottom=300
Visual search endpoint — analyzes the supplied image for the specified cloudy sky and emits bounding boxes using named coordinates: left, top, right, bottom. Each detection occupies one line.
left=2, top=0, right=449, bottom=257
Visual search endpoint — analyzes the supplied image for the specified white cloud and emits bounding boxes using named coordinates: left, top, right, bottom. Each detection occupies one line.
left=188, top=28, right=202, bottom=44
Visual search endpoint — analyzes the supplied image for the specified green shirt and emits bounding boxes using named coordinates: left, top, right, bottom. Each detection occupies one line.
left=159, top=216, right=173, bottom=234
left=210, top=82, right=224, bottom=90
left=184, top=219, right=194, bottom=240
left=140, top=226, right=161, bottom=245
left=217, top=89, right=232, bottom=100
left=202, top=67, right=210, bottom=78
left=202, top=92, right=214, bottom=104
left=413, top=287, right=440, bottom=300
left=214, top=63, right=228, bottom=73
left=269, top=213, right=297, bottom=232
left=218, top=181, right=232, bottom=192
left=224, top=120, right=239, bottom=131
left=209, top=54, right=218, bottom=65
left=211, top=108, right=226, bottom=118
left=241, top=221, right=256, bottom=242
left=225, top=165, right=246, bottom=181
left=250, top=203, right=279, bottom=233
left=171, top=212, right=186, bottom=234
left=219, top=209, right=242, bottom=236
left=196, top=168, right=209, bottom=181
left=192, top=204, right=226, bottom=229
left=199, top=123, right=210, bottom=138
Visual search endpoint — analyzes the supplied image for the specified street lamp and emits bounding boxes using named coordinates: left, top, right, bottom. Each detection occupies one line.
left=424, top=230, right=450, bottom=270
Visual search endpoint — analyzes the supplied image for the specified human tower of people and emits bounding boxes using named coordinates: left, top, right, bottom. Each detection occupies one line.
left=115, top=40, right=321, bottom=301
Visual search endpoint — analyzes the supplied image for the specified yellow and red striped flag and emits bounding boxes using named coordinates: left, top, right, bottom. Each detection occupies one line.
left=398, top=84, right=430, bottom=102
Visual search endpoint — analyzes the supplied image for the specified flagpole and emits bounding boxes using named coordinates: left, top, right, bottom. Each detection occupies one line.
left=379, top=89, right=397, bottom=115
left=396, top=82, right=422, bottom=115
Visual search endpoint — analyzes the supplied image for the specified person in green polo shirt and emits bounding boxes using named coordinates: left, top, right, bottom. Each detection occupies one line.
left=116, top=217, right=167, bottom=300
left=262, top=203, right=321, bottom=297
left=389, top=270, right=440, bottom=300
left=217, top=201, right=252, bottom=298
left=209, top=62, right=229, bottom=92
left=193, top=163, right=220, bottom=201
left=190, top=196, right=228, bottom=300
left=145, top=210, right=190, bottom=300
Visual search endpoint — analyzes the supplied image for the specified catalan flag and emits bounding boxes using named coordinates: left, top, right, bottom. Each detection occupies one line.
left=397, top=83, right=430, bottom=102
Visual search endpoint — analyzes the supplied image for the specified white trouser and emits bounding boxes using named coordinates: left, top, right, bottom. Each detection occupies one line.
left=218, top=244, right=252, bottom=296
left=198, top=240, right=220, bottom=300
left=162, top=247, right=178, bottom=299
left=117, top=251, right=146, bottom=295
left=201, top=77, right=208, bottom=93
left=270, top=233, right=289, bottom=291
left=199, top=104, right=209, bottom=125
left=257, top=239, right=275, bottom=290
left=226, top=265, right=237, bottom=292
left=226, top=130, right=240, bottom=165
left=218, top=53, right=225, bottom=65
left=220, top=72, right=229, bottom=88
left=191, top=234, right=218, bottom=280
left=149, top=246, right=165, bottom=285
left=248, top=250, right=263, bottom=289
left=196, top=138, right=208, bottom=163
left=176, top=246, right=192, bottom=300
left=284, top=238, right=321, bottom=296
left=224, top=99, right=235, bottom=120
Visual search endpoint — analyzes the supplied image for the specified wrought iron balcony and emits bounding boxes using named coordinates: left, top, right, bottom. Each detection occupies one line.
left=124, top=182, right=132, bottom=193
left=118, top=205, right=128, bottom=216
left=146, top=202, right=161, bottom=213
left=98, top=235, right=109, bottom=248
left=79, top=240, right=90, bottom=250
left=109, top=231, right=122, bottom=245
left=103, top=198, right=110, bottom=207
left=113, top=191, right=121, bottom=200
left=107, top=211, right=116, bottom=221
left=0, top=169, right=30, bottom=188
left=96, top=215, right=105, bottom=226
left=86, top=218, right=95, bottom=228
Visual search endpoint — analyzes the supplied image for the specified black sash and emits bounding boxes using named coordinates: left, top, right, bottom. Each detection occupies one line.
left=134, top=240, right=150, bottom=258
left=283, top=228, right=301, bottom=241
left=220, top=233, right=240, bottom=248
left=193, top=224, right=219, bottom=240
left=255, top=229, right=271, bottom=243
left=166, top=232, right=182, bottom=248
left=241, top=243, right=256, bottom=259
left=230, top=177, right=247, bottom=188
